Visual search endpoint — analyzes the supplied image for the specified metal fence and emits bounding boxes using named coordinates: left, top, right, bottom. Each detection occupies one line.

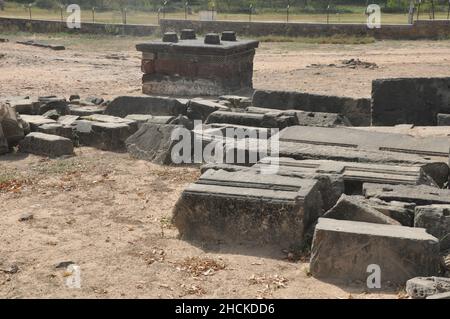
left=1, top=1, right=450, bottom=26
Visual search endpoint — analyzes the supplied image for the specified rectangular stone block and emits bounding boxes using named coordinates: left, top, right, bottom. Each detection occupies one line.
left=20, top=115, right=56, bottom=131
left=310, top=218, right=440, bottom=285
left=104, top=95, right=187, bottom=118
left=126, top=123, right=190, bottom=165
left=36, top=123, right=73, bottom=139
left=278, top=125, right=450, bottom=157
left=252, top=89, right=370, bottom=126
left=363, top=183, right=450, bottom=205
left=19, top=132, right=73, bottom=157
left=257, top=157, right=436, bottom=191
left=137, top=38, right=259, bottom=96
left=172, top=169, right=323, bottom=247
left=69, top=105, right=104, bottom=116
left=74, top=120, right=137, bottom=152
left=372, top=77, right=450, bottom=126
left=7, top=98, right=40, bottom=115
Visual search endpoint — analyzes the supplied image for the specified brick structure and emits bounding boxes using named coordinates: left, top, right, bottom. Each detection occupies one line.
left=136, top=31, right=259, bottom=96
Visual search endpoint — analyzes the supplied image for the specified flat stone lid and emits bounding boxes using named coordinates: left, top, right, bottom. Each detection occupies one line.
left=136, top=38, right=259, bottom=55
left=316, top=217, right=438, bottom=241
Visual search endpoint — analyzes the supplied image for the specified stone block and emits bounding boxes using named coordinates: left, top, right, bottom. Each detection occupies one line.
left=36, top=123, right=73, bottom=139
left=415, top=205, right=450, bottom=250
left=19, top=132, right=73, bottom=157
left=7, top=98, right=40, bottom=115
left=310, top=218, right=440, bottom=285
left=364, top=183, right=450, bottom=205
left=126, top=123, right=191, bottom=165
left=187, top=99, right=230, bottom=121
left=20, top=115, right=56, bottom=131
left=323, top=194, right=400, bottom=225
left=74, top=120, right=137, bottom=152
left=69, top=105, right=104, bottom=116
left=104, top=95, right=187, bottom=118
left=372, top=77, right=450, bottom=126
left=172, top=169, right=323, bottom=247
left=246, top=107, right=351, bottom=127
left=252, top=89, right=370, bottom=126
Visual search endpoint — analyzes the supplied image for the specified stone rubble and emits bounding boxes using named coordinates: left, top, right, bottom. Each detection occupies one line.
left=2, top=64, right=450, bottom=296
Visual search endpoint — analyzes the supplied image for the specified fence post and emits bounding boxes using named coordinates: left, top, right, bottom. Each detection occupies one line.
left=249, top=4, right=252, bottom=22
left=447, top=0, right=450, bottom=20
left=92, top=7, right=95, bottom=23
left=28, top=3, right=32, bottom=20
left=431, top=0, right=435, bottom=20
left=286, top=2, right=290, bottom=23
left=163, top=1, right=167, bottom=19
left=417, top=0, right=421, bottom=21
left=158, top=7, right=161, bottom=24
left=60, top=5, right=64, bottom=22
left=327, top=4, right=330, bottom=24
left=185, top=1, right=188, bottom=20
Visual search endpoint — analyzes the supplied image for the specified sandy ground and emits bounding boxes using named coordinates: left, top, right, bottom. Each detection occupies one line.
left=2, top=34, right=449, bottom=299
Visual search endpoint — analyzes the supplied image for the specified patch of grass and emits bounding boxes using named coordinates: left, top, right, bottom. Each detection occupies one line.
left=257, top=34, right=376, bottom=44
left=30, top=157, right=91, bottom=175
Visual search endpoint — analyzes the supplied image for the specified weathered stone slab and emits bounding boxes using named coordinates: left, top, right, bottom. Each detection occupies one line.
left=310, top=218, right=440, bottom=284
left=257, top=157, right=438, bottom=191
left=350, top=125, right=450, bottom=137
left=126, top=123, right=191, bottom=164
left=360, top=197, right=415, bottom=226
left=323, top=194, right=400, bottom=225
left=364, top=183, right=450, bottom=205
left=278, top=125, right=450, bottom=158
left=206, top=111, right=266, bottom=127
left=172, top=169, right=323, bottom=247
left=125, top=114, right=154, bottom=126
left=275, top=126, right=450, bottom=186
left=104, top=96, right=187, bottom=118
left=406, top=277, right=450, bottom=299
left=202, top=158, right=342, bottom=211
left=246, top=107, right=351, bottom=127
left=7, top=98, right=40, bottom=115
left=74, top=120, right=137, bottom=152
left=147, top=115, right=176, bottom=125
left=252, top=89, right=370, bottom=126
left=69, top=105, right=104, bottom=116
left=19, top=132, right=73, bottom=157
left=372, top=77, right=450, bottom=126
left=187, top=99, right=230, bottom=121
left=57, top=115, right=79, bottom=126
left=20, top=115, right=56, bottom=131
left=36, top=123, right=73, bottom=139
left=415, top=205, right=450, bottom=251
left=37, top=96, right=69, bottom=115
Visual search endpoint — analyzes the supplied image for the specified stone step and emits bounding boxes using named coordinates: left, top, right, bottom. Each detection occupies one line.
left=310, top=218, right=440, bottom=285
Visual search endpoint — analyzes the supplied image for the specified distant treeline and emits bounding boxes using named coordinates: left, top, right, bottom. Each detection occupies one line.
left=9, top=0, right=450, bottom=13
